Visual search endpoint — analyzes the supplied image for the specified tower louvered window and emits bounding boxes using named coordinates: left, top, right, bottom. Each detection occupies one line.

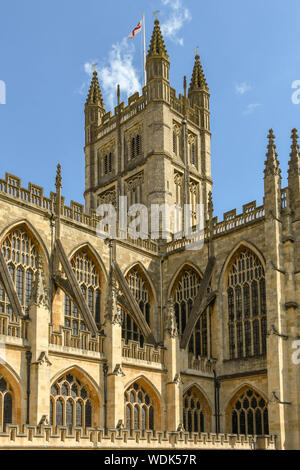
left=227, top=249, right=267, bottom=359
left=64, top=250, right=101, bottom=332
left=172, top=268, right=208, bottom=356
left=231, top=389, right=269, bottom=435
left=130, top=134, right=142, bottom=159
left=1, top=228, right=38, bottom=317
left=50, top=373, right=93, bottom=432
left=104, top=152, right=113, bottom=175
left=124, top=382, right=154, bottom=430
left=0, top=376, right=13, bottom=431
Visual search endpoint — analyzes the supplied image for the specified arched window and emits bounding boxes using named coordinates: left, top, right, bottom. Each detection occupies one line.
left=183, top=387, right=207, bottom=433
left=64, top=249, right=102, bottom=331
left=190, top=143, right=196, bottom=165
left=121, top=310, right=144, bottom=347
left=126, top=268, right=151, bottom=326
left=172, top=268, right=207, bottom=356
left=124, top=382, right=154, bottom=431
left=172, top=125, right=180, bottom=157
left=173, top=130, right=177, bottom=154
left=121, top=267, right=153, bottom=348
left=1, top=227, right=38, bottom=316
left=50, top=373, right=93, bottom=432
left=230, top=388, right=269, bottom=435
left=0, top=376, right=13, bottom=431
left=227, top=249, right=267, bottom=359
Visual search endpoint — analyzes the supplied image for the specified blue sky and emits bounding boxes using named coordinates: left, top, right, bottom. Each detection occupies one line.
left=0, top=0, right=300, bottom=219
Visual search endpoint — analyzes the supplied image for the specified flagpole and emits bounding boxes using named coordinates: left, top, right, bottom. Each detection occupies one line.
left=143, top=12, right=146, bottom=87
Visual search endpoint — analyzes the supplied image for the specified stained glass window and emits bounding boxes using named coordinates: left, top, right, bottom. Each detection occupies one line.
left=124, top=382, right=154, bottom=431
left=50, top=374, right=93, bottom=431
left=1, top=227, right=39, bottom=315
left=227, top=249, right=267, bottom=359
left=65, top=249, right=102, bottom=332
left=231, top=389, right=269, bottom=435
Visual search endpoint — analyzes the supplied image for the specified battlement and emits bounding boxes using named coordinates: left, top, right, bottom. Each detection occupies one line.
left=0, top=172, right=290, bottom=255
left=0, top=424, right=276, bottom=449
left=93, top=85, right=204, bottom=142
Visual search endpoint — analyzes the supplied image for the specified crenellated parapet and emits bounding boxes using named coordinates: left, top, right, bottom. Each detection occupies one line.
left=0, top=423, right=276, bottom=449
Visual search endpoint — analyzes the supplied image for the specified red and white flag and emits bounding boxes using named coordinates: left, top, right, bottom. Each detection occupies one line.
left=128, top=19, right=142, bottom=39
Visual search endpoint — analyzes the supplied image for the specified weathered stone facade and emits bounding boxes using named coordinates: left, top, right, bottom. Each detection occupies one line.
left=0, top=20, right=297, bottom=450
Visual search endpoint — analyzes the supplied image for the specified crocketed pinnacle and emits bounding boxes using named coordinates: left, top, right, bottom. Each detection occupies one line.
left=189, top=54, right=208, bottom=91
left=147, top=19, right=168, bottom=58
left=55, top=163, right=62, bottom=189
left=86, top=70, right=105, bottom=108
left=264, top=129, right=281, bottom=177
left=208, top=191, right=214, bottom=219
left=288, top=128, right=300, bottom=177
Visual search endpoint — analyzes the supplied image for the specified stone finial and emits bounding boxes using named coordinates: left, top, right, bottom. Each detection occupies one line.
left=189, top=52, right=208, bottom=92
left=288, top=128, right=300, bottom=177
left=183, top=76, right=187, bottom=98
left=264, top=129, right=281, bottom=177
left=117, top=84, right=120, bottom=106
left=55, top=163, right=62, bottom=190
left=86, top=69, right=105, bottom=109
left=147, top=18, right=168, bottom=58
left=165, top=297, right=178, bottom=338
left=30, top=254, right=49, bottom=309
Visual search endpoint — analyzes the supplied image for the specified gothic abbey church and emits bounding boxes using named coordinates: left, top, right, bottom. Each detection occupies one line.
left=0, top=19, right=298, bottom=450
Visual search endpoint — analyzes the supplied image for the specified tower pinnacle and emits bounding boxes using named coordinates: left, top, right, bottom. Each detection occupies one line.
left=189, top=54, right=208, bottom=92
left=264, top=129, right=281, bottom=177
left=86, top=70, right=105, bottom=109
left=147, top=19, right=168, bottom=59
left=288, top=128, right=300, bottom=177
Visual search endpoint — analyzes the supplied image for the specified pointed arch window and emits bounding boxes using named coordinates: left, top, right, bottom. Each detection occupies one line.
left=64, top=249, right=102, bottom=331
left=183, top=388, right=207, bottom=433
left=121, top=309, right=144, bottom=347
left=50, top=373, right=93, bottom=432
left=1, top=227, right=38, bottom=316
left=124, top=382, right=155, bottom=431
left=126, top=268, right=151, bottom=326
left=0, top=376, right=13, bottom=431
left=230, top=388, right=269, bottom=435
left=172, top=124, right=180, bottom=157
left=172, top=268, right=208, bottom=357
left=227, top=249, right=267, bottom=359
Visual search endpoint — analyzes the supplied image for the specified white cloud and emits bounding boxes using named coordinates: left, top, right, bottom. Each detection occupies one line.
left=243, top=103, right=261, bottom=115
left=160, top=0, right=191, bottom=46
left=83, top=38, right=141, bottom=110
left=235, top=82, right=252, bottom=95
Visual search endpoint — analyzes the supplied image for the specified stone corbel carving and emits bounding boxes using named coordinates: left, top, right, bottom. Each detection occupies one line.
left=112, top=364, right=125, bottom=377
left=33, top=352, right=52, bottom=367
left=173, top=373, right=184, bottom=386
